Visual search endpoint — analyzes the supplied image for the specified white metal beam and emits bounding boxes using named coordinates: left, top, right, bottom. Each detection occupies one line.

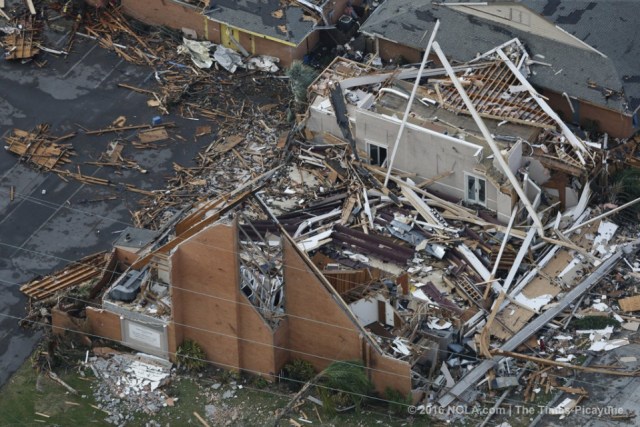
left=384, top=20, right=440, bottom=188
left=432, top=42, right=545, bottom=237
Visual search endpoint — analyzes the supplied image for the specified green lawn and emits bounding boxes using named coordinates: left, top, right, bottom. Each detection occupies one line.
left=0, top=357, right=423, bottom=426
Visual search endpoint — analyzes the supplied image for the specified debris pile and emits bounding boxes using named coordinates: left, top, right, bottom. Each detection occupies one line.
left=10, top=2, right=640, bottom=425
left=4, top=125, right=75, bottom=172
left=20, top=251, right=110, bottom=301
left=88, top=350, right=174, bottom=422
left=1, top=13, right=42, bottom=60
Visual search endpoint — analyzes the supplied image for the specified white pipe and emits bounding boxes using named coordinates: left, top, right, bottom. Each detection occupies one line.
left=384, top=20, right=440, bottom=188
left=566, top=196, right=640, bottom=234
left=490, top=208, right=517, bottom=279
left=432, top=42, right=545, bottom=237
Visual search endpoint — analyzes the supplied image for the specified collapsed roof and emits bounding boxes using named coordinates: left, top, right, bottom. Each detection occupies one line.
left=360, top=0, right=639, bottom=115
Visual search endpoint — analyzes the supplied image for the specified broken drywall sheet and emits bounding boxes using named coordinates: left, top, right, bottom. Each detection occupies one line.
left=246, top=55, right=280, bottom=73
left=178, top=38, right=214, bottom=68
left=589, top=338, right=629, bottom=352
left=213, top=45, right=243, bottom=73
left=514, top=293, right=553, bottom=313
left=592, top=221, right=619, bottom=256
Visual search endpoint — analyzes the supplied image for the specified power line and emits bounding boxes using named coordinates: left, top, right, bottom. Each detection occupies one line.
left=0, top=229, right=632, bottom=393
left=0, top=310, right=415, bottom=410
left=1, top=277, right=631, bottom=398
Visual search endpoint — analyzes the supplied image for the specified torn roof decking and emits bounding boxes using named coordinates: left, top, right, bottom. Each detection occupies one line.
left=204, top=0, right=321, bottom=46
left=310, top=56, right=594, bottom=178
left=360, top=0, right=633, bottom=114
left=434, top=60, right=556, bottom=130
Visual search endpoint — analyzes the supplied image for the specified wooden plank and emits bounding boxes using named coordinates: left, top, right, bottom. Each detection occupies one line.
left=619, top=295, right=640, bottom=312
left=26, top=0, right=35, bottom=15
left=138, top=128, right=169, bottom=143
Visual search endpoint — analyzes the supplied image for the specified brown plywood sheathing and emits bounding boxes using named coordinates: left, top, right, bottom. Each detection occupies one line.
left=619, top=295, right=640, bottom=312
left=20, top=252, right=109, bottom=300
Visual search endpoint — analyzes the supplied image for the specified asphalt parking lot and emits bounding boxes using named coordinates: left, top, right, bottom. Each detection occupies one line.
left=0, top=24, right=212, bottom=386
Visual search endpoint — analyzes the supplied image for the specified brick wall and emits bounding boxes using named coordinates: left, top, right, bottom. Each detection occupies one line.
left=87, top=307, right=123, bottom=341
left=377, top=38, right=423, bottom=64
left=282, top=237, right=412, bottom=394
left=52, top=307, right=90, bottom=335
left=121, top=0, right=219, bottom=42
left=121, top=0, right=313, bottom=67
left=170, top=223, right=242, bottom=371
left=170, top=222, right=283, bottom=377
left=544, top=89, right=635, bottom=138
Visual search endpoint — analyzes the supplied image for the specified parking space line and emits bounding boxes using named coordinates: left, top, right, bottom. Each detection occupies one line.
left=94, top=58, right=124, bottom=89
left=8, top=168, right=104, bottom=258
left=62, top=43, right=98, bottom=79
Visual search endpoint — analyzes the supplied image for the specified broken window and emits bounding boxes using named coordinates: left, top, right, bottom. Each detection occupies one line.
left=368, top=143, right=387, bottom=166
left=465, top=174, right=487, bottom=206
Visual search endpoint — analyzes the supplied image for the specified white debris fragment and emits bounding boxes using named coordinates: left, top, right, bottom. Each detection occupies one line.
left=427, top=318, right=452, bottom=330
left=591, top=302, right=609, bottom=311
left=622, top=321, right=640, bottom=331
left=213, top=45, right=244, bottom=73
left=245, top=55, right=279, bottom=73
left=514, top=293, right=553, bottom=313
left=391, top=338, right=411, bottom=356
left=549, top=398, right=578, bottom=416
left=589, top=338, right=629, bottom=352
left=178, top=38, right=214, bottom=68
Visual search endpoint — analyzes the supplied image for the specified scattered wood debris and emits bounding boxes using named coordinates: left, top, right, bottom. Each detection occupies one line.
left=20, top=252, right=109, bottom=300
left=2, top=14, right=41, bottom=59
left=4, top=125, right=75, bottom=171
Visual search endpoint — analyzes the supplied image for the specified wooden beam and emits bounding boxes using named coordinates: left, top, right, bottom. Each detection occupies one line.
left=25, top=0, right=35, bottom=15
left=493, top=350, right=640, bottom=376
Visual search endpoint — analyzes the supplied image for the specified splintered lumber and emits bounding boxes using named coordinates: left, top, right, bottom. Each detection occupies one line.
left=3, top=15, right=40, bottom=59
left=25, top=0, right=35, bottom=15
left=20, top=252, right=107, bottom=300
left=48, top=372, right=78, bottom=395
left=210, top=135, right=244, bottom=155
left=138, top=128, right=169, bottom=143
left=492, top=350, right=640, bottom=377
left=85, top=123, right=173, bottom=136
left=193, top=412, right=211, bottom=427
left=4, top=127, right=75, bottom=170
left=439, top=248, right=624, bottom=407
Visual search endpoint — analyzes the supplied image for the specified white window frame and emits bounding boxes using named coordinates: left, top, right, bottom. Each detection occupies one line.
left=366, top=141, right=388, bottom=167
left=465, top=173, right=487, bottom=206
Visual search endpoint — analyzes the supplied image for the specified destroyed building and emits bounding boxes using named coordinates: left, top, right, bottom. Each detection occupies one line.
left=121, top=0, right=362, bottom=67
left=8, top=0, right=640, bottom=422
left=306, top=41, right=596, bottom=225
left=44, top=37, right=640, bottom=407
left=360, top=0, right=640, bottom=138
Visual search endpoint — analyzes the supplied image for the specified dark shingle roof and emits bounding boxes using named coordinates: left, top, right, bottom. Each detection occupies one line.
left=361, top=0, right=637, bottom=114
left=519, top=0, right=640, bottom=111
left=205, top=0, right=316, bottom=46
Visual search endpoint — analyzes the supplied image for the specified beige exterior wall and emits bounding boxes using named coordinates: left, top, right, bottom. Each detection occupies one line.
left=353, top=109, right=512, bottom=221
